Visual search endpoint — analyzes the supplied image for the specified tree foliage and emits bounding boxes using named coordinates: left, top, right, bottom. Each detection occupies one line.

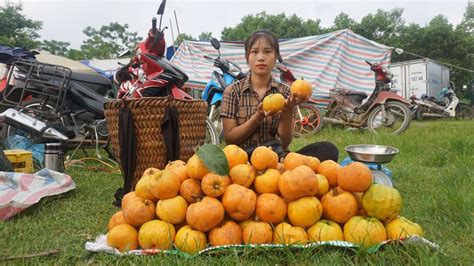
left=80, top=22, right=142, bottom=59
left=40, top=40, right=71, bottom=56
left=0, top=1, right=42, bottom=49
left=221, top=11, right=322, bottom=41
left=174, top=33, right=195, bottom=46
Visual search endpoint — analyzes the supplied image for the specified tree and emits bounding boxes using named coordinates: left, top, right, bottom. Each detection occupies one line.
left=353, top=8, right=405, bottom=46
left=174, top=33, right=195, bottom=46
left=80, top=22, right=142, bottom=59
left=0, top=1, right=42, bottom=49
left=329, top=13, right=357, bottom=32
left=220, top=11, right=322, bottom=41
left=40, top=40, right=71, bottom=56
left=198, top=32, right=213, bottom=41
left=458, top=1, right=473, bottom=34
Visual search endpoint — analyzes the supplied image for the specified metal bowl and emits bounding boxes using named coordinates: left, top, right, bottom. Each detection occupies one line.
left=345, top=144, right=399, bottom=164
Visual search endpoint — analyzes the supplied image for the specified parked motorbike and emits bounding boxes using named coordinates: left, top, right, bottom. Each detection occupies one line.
left=410, top=82, right=472, bottom=120
left=0, top=56, right=115, bottom=166
left=324, top=60, right=412, bottom=135
left=114, top=0, right=218, bottom=144
left=276, top=56, right=323, bottom=137
left=201, top=38, right=246, bottom=138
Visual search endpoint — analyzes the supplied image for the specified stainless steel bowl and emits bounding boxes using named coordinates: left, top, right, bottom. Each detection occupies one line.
left=345, top=144, right=399, bottom=164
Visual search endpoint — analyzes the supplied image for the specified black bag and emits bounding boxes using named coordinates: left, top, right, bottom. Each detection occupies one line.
left=243, top=139, right=286, bottom=159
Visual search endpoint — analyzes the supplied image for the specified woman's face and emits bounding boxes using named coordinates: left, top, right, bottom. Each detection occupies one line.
left=247, top=37, right=276, bottom=77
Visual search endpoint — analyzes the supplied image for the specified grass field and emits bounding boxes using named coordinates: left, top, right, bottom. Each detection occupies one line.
left=1, top=120, right=473, bottom=264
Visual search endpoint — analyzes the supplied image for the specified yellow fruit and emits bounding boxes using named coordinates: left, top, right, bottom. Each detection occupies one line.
left=337, top=162, right=373, bottom=193
left=321, top=187, right=358, bottom=224
left=107, top=211, right=126, bottom=231
left=149, top=169, right=181, bottom=200
left=242, top=221, right=273, bottom=244
left=273, top=222, right=308, bottom=245
left=315, top=174, right=329, bottom=198
left=279, top=165, right=318, bottom=201
left=156, top=195, right=188, bottom=224
left=175, top=225, right=207, bottom=254
left=186, top=154, right=209, bottom=180
left=255, top=193, right=287, bottom=224
left=343, top=216, right=387, bottom=248
left=362, top=184, right=402, bottom=222
left=317, top=160, right=341, bottom=188
left=307, top=219, right=344, bottom=242
left=254, top=168, right=281, bottom=194
left=229, top=164, right=256, bottom=188
left=262, top=93, right=285, bottom=113
left=385, top=216, right=423, bottom=240
left=135, top=175, right=157, bottom=202
left=287, top=196, right=323, bottom=228
left=290, top=79, right=313, bottom=99
left=283, top=152, right=320, bottom=172
left=107, top=224, right=138, bottom=252
left=223, top=144, right=248, bottom=169
left=250, top=146, right=279, bottom=171
left=138, top=220, right=175, bottom=250
left=165, top=160, right=189, bottom=183
left=122, top=196, right=156, bottom=227
left=209, top=220, right=243, bottom=246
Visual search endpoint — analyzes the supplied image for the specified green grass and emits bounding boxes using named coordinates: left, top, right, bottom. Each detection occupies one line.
left=1, top=120, right=473, bottom=264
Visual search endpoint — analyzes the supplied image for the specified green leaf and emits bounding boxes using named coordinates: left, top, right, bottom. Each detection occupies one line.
left=196, top=144, right=229, bottom=176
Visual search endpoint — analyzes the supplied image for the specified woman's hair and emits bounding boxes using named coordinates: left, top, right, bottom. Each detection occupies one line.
left=244, top=29, right=280, bottom=62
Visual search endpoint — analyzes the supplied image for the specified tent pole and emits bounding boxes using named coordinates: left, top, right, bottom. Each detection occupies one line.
left=169, top=18, right=176, bottom=52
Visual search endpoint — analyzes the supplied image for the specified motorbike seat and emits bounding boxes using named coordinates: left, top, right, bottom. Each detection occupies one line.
left=69, top=82, right=110, bottom=116
left=70, top=71, right=111, bottom=86
left=346, top=90, right=368, bottom=98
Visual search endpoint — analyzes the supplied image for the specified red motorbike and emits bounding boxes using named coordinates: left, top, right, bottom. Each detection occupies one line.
left=276, top=56, right=323, bottom=137
left=324, top=60, right=412, bottom=135
left=114, top=0, right=218, bottom=144
left=115, top=1, right=192, bottom=101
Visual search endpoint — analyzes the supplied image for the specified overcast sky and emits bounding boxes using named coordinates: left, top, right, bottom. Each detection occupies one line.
left=5, top=0, right=470, bottom=49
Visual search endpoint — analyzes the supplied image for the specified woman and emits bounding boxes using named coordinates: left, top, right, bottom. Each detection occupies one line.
left=220, top=29, right=338, bottom=162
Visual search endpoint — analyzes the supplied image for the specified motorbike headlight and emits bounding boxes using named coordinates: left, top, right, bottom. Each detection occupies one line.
left=210, top=72, right=219, bottom=83
left=228, top=62, right=242, bottom=76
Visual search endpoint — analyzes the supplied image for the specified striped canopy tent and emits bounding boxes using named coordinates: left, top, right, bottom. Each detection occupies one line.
left=171, top=29, right=393, bottom=108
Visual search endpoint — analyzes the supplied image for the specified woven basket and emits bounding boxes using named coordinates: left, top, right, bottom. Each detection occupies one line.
left=104, top=97, right=208, bottom=189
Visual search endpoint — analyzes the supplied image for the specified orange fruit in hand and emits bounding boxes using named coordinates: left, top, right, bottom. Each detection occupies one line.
left=262, top=93, right=285, bottom=113
left=290, top=79, right=313, bottom=99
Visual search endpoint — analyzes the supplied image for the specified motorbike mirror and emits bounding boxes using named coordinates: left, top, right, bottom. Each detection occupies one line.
left=118, top=48, right=131, bottom=58
left=277, top=55, right=283, bottom=63
left=157, top=0, right=166, bottom=15
left=210, top=38, right=220, bottom=50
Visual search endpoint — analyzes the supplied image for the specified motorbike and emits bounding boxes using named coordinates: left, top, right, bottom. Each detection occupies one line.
left=201, top=38, right=246, bottom=138
left=114, top=0, right=218, bottom=144
left=324, top=60, right=412, bottom=135
left=0, top=53, right=115, bottom=166
left=410, top=82, right=472, bottom=120
left=276, top=56, right=323, bottom=137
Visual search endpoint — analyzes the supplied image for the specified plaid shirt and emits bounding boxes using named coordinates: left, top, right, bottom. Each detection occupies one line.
left=220, top=74, right=290, bottom=149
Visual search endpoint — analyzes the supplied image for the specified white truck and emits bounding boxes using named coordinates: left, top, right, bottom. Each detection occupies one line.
left=389, top=59, right=450, bottom=100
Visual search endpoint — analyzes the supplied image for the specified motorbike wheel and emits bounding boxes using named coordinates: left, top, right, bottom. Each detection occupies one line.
left=415, top=107, right=425, bottom=121
left=455, top=103, right=473, bottom=119
left=293, top=103, right=323, bottom=137
left=366, top=101, right=411, bottom=135
left=205, top=117, right=219, bottom=145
